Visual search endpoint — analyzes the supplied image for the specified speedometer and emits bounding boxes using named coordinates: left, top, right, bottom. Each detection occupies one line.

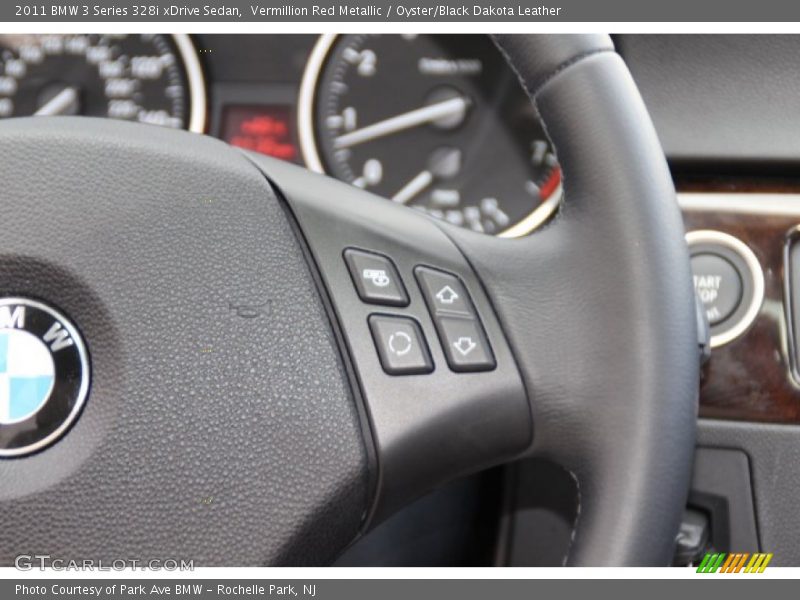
left=0, top=34, right=205, bottom=132
left=299, top=34, right=561, bottom=237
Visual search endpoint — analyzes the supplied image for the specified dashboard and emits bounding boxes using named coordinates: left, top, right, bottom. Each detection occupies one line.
left=4, top=33, right=800, bottom=428
left=5, top=32, right=800, bottom=566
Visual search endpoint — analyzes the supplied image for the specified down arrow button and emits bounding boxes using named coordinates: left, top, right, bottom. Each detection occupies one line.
left=437, top=316, right=496, bottom=372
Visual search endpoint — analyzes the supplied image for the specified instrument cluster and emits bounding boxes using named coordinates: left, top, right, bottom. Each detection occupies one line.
left=0, top=34, right=562, bottom=237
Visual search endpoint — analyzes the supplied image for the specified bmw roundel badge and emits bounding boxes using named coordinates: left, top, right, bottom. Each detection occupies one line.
left=0, top=298, right=90, bottom=457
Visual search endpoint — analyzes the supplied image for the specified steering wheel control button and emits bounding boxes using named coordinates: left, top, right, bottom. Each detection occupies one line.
left=435, top=316, right=496, bottom=372
left=686, top=230, right=764, bottom=348
left=413, top=265, right=495, bottom=371
left=415, top=266, right=472, bottom=316
left=344, top=248, right=409, bottom=306
left=691, top=253, right=743, bottom=325
left=368, top=314, right=433, bottom=375
left=0, top=298, right=90, bottom=458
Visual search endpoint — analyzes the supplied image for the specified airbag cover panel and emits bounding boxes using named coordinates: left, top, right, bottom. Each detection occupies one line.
left=0, top=117, right=368, bottom=566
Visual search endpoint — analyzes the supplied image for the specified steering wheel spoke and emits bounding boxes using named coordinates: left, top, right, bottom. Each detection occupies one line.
left=255, top=155, right=533, bottom=524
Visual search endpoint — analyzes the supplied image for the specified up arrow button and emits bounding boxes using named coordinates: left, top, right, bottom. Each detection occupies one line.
left=415, top=266, right=471, bottom=315
left=435, top=285, right=460, bottom=305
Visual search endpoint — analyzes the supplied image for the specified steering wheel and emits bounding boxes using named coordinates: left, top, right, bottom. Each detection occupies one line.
left=0, top=34, right=698, bottom=566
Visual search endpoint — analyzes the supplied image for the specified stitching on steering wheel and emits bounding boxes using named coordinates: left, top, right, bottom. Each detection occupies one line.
left=532, top=47, right=616, bottom=97
left=562, top=468, right=581, bottom=566
left=490, top=38, right=613, bottom=100
left=488, top=39, right=605, bottom=565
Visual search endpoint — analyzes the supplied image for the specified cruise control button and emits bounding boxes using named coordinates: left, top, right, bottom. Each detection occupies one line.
left=436, top=316, right=495, bottom=372
left=415, top=266, right=472, bottom=315
left=369, top=315, right=433, bottom=375
left=344, top=249, right=409, bottom=306
left=691, top=253, right=743, bottom=325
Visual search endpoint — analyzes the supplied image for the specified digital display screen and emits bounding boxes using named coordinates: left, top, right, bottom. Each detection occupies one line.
left=222, top=105, right=298, bottom=162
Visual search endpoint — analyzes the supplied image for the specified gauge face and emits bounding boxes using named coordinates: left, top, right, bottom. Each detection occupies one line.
left=0, top=34, right=204, bottom=131
left=300, top=34, right=561, bottom=237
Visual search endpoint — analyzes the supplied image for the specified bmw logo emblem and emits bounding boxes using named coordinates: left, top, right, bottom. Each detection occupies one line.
left=0, top=298, right=89, bottom=457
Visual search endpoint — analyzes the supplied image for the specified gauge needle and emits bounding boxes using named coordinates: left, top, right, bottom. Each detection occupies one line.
left=392, top=170, right=434, bottom=205
left=392, top=147, right=462, bottom=205
left=35, top=87, right=79, bottom=116
left=335, top=96, right=469, bottom=150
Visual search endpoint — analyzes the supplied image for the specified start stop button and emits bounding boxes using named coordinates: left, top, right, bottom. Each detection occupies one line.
left=686, top=230, right=764, bottom=348
left=691, top=253, right=743, bottom=325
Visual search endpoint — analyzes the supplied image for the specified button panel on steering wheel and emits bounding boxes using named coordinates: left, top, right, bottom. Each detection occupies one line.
left=260, top=155, right=532, bottom=524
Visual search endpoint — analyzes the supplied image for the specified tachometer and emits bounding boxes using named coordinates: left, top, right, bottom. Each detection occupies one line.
left=299, top=34, right=561, bottom=237
left=0, top=34, right=205, bottom=132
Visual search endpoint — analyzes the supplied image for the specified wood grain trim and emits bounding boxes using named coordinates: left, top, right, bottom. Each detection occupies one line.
left=679, top=192, right=800, bottom=424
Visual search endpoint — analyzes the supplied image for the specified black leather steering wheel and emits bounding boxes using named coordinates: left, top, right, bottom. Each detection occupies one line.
left=0, top=34, right=698, bottom=566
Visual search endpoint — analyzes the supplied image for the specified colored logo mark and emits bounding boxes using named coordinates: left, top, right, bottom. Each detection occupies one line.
left=0, top=298, right=90, bottom=458
left=0, top=330, right=55, bottom=424
left=696, top=552, right=773, bottom=573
